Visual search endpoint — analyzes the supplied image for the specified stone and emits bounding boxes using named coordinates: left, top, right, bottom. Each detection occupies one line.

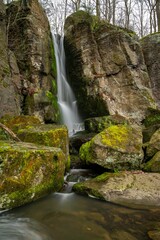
left=141, top=33, right=160, bottom=108
left=6, top=0, right=58, bottom=122
left=16, top=124, right=70, bottom=170
left=84, top=115, right=128, bottom=133
left=0, top=0, right=21, bottom=118
left=73, top=171, right=160, bottom=208
left=79, top=124, right=143, bottom=171
left=146, top=129, right=160, bottom=158
left=144, top=151, right=160, bottom=172
left=0, top=141, right=65, bottom=210
left=148, top=230, right=160, bottom=240
left=64, top=11, right=156, bottom=122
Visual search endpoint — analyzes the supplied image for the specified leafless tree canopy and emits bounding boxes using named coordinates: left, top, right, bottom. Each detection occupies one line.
left=3, top=0, right=160, bottom=36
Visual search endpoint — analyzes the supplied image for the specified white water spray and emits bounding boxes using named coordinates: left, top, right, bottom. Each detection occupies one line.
left=53, top=35, right=84, bottom=136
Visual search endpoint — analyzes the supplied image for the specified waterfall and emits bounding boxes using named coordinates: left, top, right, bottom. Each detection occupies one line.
left=53, top=34, right=84, bottom=136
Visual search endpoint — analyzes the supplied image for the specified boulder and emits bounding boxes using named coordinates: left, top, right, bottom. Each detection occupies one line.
left=6, top=0, right=58, bottom=122
left=73, top=171, right=160, bottom=208
left=64, top=11, right=156, bottom=122
left=0, top=0, right=21, bottom=118
left=146, top=129, right=160, bottom=158
left=85, top=115, right=128, bottom=133
left=144, top=151, right=160, bottom=172
left=0, top=116, right=70, bottom=169
left=141, top=33, right=160, bottom=108
left=79, top=124, right=143, bottom=171
left=0, top=141, right=65, bottom=210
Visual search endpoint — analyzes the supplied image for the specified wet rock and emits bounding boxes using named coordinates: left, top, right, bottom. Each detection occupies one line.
left=79, top=124, right=143, bottom=171
left=0, top=141, right=65, bottom=210
left=73, top=171, right=160, bottom=208
left=65, top=11, right=156, bottom=122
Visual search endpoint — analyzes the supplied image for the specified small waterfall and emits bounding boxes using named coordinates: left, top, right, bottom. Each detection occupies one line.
left=53, top=34, right=84, bottom=136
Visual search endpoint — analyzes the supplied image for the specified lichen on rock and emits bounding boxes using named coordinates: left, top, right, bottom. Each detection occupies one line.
left=0, top=141, right=65, bottom=210
left=79, top=124, right=143, bottom=171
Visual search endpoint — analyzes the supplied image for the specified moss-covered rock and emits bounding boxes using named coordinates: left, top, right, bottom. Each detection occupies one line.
left=144, top=151, right=160, bottom=172
left=16, top=124, right=69, bottom=170
left=79, top=124, right=143, bottom=170
left=146, top=129, right=160, bottom=158
left=0, top=141, right=65, bottom=210
left=84, top=114, right=128, bottom=133
left=73, top=171, right=160, bottom=208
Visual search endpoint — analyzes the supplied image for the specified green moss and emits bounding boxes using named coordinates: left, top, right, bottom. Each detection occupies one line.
left=144, top=151, right=160, bottom=172
left=101, top=125, right=131, bottom=151
left=79, top=140, right=92, bottom=164
left=143, top=109, right=160, bottom=127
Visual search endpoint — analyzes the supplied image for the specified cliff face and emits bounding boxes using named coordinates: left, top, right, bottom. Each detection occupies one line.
left=141, top=33, right=160, bottom=109
left=0, top=0, right=57, bottom=122
left=0, top=0, right=21, bottom=118
left=64, top=11, right=156, bottom=122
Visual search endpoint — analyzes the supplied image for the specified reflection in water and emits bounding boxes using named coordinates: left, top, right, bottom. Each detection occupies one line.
left=0, top=192, right=160, bottom=240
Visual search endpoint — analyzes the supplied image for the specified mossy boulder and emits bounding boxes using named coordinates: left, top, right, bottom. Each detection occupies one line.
left=142, top=109, right=160, bottom=142
left=73, top=171, right=160, bottom=208
left=144, top=151, right=160, bottom=172
left=79, top=124, right=143, bottom=170
left=16, top=124, right=70, bottom=170
left=84, top=115, right=128, bottom=133
left=146, top=129, right=160, bottom=158
left=0, top=141, right=65, bottom=210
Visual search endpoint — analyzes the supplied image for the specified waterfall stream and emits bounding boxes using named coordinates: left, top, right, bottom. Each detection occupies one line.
left=53, top=35, right=84, bottom=136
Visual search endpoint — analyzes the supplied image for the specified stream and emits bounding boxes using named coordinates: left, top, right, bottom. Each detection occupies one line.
left=1, top=169, right=160, bottom=240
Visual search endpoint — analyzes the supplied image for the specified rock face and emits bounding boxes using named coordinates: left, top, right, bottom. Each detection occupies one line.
left=64, top=11, right=155, bottom=121
left=146, top=128, right=160, bottom=158
left=80, top=124, right=143, bottom=170
left=73, top=171, right=160, bottom=208
left=141, top=33, right=160, bottom=109
left=5, top=0, right=58, bottom=122
left=0, top=141, right=65, bottom=210
left=0, top=0, right=21, bottom=118
left=144, top=151, right=160, bottom=172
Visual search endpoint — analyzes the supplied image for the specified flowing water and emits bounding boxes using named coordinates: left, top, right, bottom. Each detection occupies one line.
left=1, top=169, right=160, bottom=240
left=53, top=35, right=84, bottom=136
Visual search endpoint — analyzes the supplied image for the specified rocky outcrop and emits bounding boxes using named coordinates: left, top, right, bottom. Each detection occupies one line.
left=0, top=0, right=21, bottom=118
left=146, top=128, right=160, bottom=158
left=6, top=0, right=58, bottom=122
left=141, top=33, right=160, bottom=109
left=144, top=151, right=160, bottom=172
left=79, top=124, right=143, bottom=170
left=64, top=11, right=156, bottom=122
left=73, top=171, right=160, bottom=208
left=0, top=141, right=65, bottom=210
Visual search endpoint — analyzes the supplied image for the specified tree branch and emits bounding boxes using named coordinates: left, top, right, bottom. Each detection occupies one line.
left=0, top=123, right=21, bottom=142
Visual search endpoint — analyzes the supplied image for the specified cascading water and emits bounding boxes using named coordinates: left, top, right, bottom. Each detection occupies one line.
left=52, top=34, right=84, bottom=136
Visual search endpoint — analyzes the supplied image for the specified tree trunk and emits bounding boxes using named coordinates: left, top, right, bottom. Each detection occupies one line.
left=156, top=0, right=160, bottom=31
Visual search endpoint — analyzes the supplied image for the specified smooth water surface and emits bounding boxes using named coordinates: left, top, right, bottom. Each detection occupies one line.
left=1, top=191, right=160, bottom=240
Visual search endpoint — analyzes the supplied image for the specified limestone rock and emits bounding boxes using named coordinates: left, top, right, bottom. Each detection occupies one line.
left=141, top=33, right=160, bottom=108
left=80, top=124, right=143, bottom=170
left=0, top=141, right=65, bottom=210
left=73, top=171, right=160, bottom=208
left=64, top=11, right=155, bottom=122
left=0, top=0, right=21, bottom=118
left=6, top=0, right=58, bottom=122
